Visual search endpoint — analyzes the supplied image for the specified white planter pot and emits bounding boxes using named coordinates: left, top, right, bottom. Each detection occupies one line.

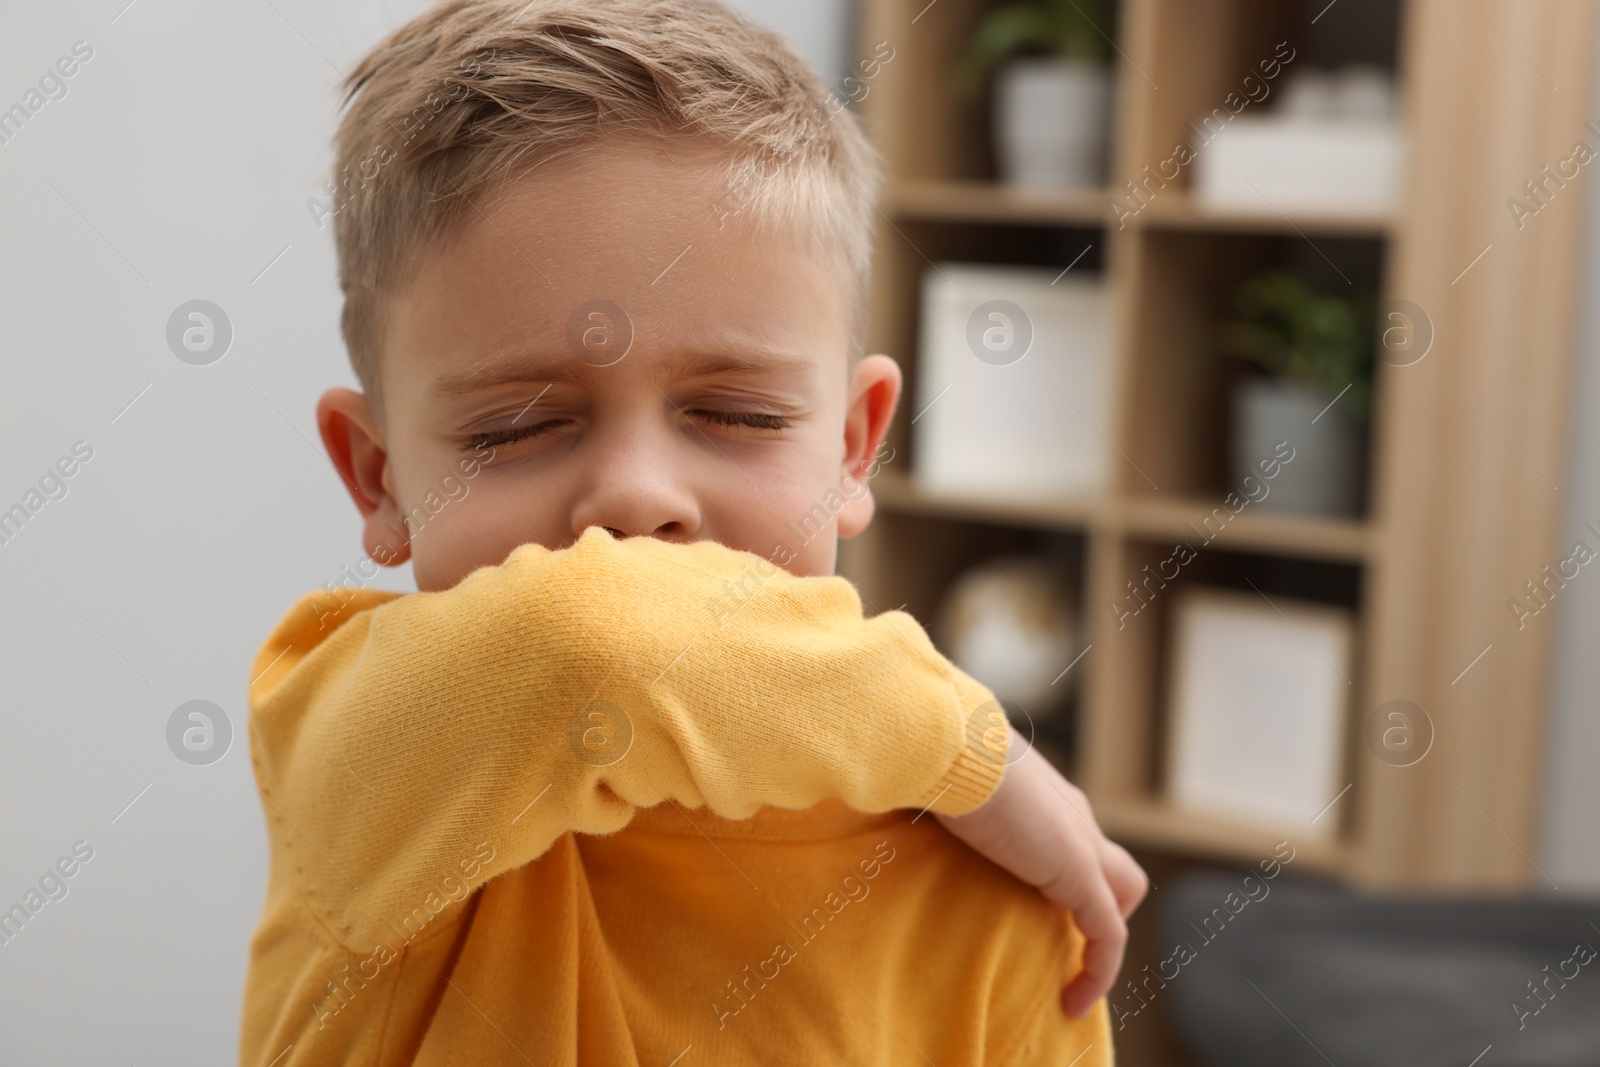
left=994, top=58, right=1112, bottom=190
left=1232, top=378, right=1365, bottom=517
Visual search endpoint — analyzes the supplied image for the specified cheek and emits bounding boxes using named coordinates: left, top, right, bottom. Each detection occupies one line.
left=712, top=446, right=846, bottom=578
left=404, top=469, right=560, bottom=591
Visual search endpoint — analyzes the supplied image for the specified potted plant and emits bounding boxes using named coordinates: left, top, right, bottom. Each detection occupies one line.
left=956, top=0, right=1115, bottom=190
left=1218, top=270, right=1375, bottom=517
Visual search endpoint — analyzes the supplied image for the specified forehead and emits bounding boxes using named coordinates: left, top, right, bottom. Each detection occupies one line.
left=380, top=136, right=851, bottom=400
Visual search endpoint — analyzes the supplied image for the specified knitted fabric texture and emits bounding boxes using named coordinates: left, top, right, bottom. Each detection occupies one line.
left=239, top=527, right=1110, bottom=1065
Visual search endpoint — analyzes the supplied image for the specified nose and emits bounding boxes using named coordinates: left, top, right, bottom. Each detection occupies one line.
left=568, top=423, right=702, bottom=543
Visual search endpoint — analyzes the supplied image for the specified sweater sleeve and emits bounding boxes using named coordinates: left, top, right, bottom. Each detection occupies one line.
left=247, top=526, right=1009, bottom=954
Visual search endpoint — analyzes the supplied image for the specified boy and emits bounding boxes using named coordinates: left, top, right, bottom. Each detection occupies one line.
left=240, top=1, right=1145, bottom=1063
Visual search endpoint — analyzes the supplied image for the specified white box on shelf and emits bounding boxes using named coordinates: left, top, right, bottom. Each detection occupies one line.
left=1164, top=588, right=1354, bottom=840
left=1192, top=116, right=1404, bottom=213
left=912, top=262, right=1113, bottom=499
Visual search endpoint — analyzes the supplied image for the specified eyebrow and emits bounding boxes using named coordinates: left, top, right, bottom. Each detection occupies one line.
left=430, top=347, right=816, bottom=398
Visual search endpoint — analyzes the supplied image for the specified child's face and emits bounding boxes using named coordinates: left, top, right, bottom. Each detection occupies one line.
left=318, top=136, right=901, bottom=591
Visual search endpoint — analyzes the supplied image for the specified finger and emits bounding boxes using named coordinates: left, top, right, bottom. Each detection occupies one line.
left=1059, top=881, right=1127, bottom=1019
left=1100, top=839, right=1148, bottom=918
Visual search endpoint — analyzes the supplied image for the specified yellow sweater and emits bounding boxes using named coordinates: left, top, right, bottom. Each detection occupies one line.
left=240, top=526, right=1112, bottom=1065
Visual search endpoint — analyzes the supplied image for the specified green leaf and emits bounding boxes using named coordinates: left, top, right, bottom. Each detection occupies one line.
left=954, top=7, right=1060, bottom=91
left=1217, top=269, right=1377, bottom=421
left=953, top=0, right=1112, bottom=91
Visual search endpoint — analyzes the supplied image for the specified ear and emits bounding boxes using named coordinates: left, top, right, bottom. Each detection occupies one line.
left=836, top=353, right=902, bottom=540
left=316, top=387, right=411, bottom=567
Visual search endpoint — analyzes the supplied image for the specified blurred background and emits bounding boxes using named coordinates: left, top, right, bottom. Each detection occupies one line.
left=2, top=0, right=1598, bottom=1063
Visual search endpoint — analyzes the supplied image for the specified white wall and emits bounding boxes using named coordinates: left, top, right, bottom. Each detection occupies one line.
left=731, top=0, right=852, bottom=88
left=1539, top=10, right=1600, bottom=893
left=0, top=1, right=848, bottom=1062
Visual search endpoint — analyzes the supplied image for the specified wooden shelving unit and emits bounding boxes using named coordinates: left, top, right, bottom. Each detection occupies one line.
left=885, top=179, right=1396, bottom=235
left=873, top=470, right=1374, bottom=560
left=848, top=0, right=1594, bottom=885
left=843, top=6, right=1593, bottom=1054
left=884, top=179, right=1110, bottom=225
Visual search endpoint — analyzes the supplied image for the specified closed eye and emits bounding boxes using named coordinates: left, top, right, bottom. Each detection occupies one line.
left=461, top=421, right=563, bottom=452
left=691, top=409, right=791, bottom=431
left=459, top=409, right=790, bottom=453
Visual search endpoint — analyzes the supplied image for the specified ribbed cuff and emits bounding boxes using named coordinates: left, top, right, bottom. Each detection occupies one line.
left=915, top=669, right=1010, bottom=815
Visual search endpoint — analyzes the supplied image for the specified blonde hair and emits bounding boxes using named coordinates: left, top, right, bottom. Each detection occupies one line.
left=326, top=0, right=881, bottom=408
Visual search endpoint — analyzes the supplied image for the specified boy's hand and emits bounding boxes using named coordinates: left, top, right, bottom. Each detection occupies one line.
left=933, top=733, right=1148, bottom=1019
